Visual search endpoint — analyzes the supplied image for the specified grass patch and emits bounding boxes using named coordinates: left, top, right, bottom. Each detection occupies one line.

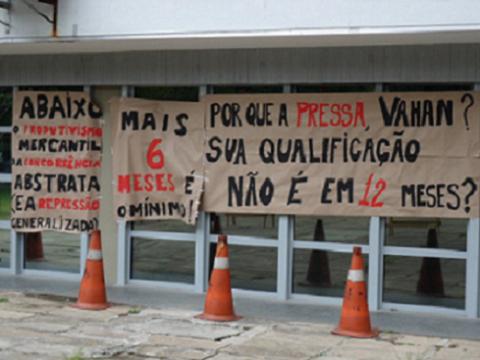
left=128, top=306, right=142, bottom=315
left=0, top=297, right=8, bottom=303
left=66, top=351, right=85, bottom=360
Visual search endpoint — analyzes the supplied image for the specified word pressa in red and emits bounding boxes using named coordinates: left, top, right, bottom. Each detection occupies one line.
left=296, top=101, right=366, bottom=128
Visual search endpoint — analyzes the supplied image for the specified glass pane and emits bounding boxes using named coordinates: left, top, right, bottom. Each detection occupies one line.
left=294, top=84, right=374, bottom=93
left=383, top=256, right=465, bottom=310
left=0, top=183, right=10, bottom=219
left=132, top=220, right=195, bottom=233
left=293, top=250, right=368, bottom=297
left=229, top=245, right=276, bottom=292
left=385, top=218, right=467, bottom=251
left=130, top=238, right=194, bottom=283
left=212, top=86, right=283, bottom=94
left=295, top=216, right=369, bottom=244
left=0, top=229, right=10, bottom=268
left=0, top=88, right=12, bottom=126
left=135, top=87, right=199, bottom=101
left=213, top=214, right=278, bottom=239
left=0, top=133, right=11, bottom=173
left=24, top=231, right=80, bottom=273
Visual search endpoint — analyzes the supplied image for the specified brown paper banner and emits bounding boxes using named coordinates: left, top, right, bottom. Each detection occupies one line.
left=111, top=98, right=204, bottom=224
left=12, top=91, right=103, bottom=233
left=203, top=92, right=480, bottom=218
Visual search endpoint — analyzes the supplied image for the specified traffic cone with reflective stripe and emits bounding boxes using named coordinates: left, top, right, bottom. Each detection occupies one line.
left=197, top=234, right=241, bottom=322
left=74, top=230, right=109, bottom=310
left=332, top=247, right=378, bottom=338
left=25, top=232, right=44, bottom=261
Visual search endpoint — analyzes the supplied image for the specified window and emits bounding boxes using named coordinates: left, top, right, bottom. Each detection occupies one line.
left=383, top=219, right=467, bottom=310
left=293, top=216, right=369, bottom=298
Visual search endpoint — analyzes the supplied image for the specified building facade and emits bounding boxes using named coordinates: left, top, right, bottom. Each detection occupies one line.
left=1, top=0, right=480, bottom=319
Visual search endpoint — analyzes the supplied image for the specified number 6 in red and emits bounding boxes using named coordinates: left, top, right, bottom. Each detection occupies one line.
left=147, top=139, right=165, bottom=169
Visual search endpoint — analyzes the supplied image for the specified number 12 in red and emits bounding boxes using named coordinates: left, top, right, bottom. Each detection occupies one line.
left=358, top=173, right=387, bottom=208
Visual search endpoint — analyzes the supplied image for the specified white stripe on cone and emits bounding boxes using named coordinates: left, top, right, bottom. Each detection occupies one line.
left=347, top=269, right=365, bottom=282
left=214, top=257, right=229, bottom=269
left=87, top=249, right=103, bottom=260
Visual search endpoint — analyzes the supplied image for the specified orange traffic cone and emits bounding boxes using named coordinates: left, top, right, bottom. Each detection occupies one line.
left=416, top=228, right=444, bottom=297
left=332, top=247, right=378, bottom=338
left=197, top=234, right=241, bottom=322
left=74, top=230, right=109, bottom=310
left=25, top=232, right=44, bottom=261
left=305, top=220, right=331, bottom=286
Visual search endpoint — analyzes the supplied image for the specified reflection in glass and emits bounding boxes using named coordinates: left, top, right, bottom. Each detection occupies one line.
left=386, top=218, right=467, bottom=251
left=0, top=133, right=11, bottom=173
left=133, top=219, right=195, bottom=233
left=229, top=245, right=277, bottom=292
left=215, top=214, right=278, bottom=239
left=0, top=229, right=9, bottom=268
left=293, top=250, right=368, bottom=297
left=24, top=231, right=80, bottom=273
left=295, top=216, right=369, bottom=244
left=383, top=256, right=465, bottom=309
left=0, top=88, right=12, bottom=126
left=0, top=183, right=10, bottom=219
left=131, top=238, right=194, bottom=283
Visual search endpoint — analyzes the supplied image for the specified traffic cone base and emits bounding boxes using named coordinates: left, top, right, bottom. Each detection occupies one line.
left=74, top=230, right=109, bottom=311
left=73, top=301, right=110, bottom=311
left=195, top=313, right=241, bottom=322
left=332, top=327, right=379, bottom=339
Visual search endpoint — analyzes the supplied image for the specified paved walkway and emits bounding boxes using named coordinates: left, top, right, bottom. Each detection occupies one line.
left=0, top=291, right=480, bottom=360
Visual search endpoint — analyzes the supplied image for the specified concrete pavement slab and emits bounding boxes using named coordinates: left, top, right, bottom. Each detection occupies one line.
left=1, top=279, right=480, bottom=359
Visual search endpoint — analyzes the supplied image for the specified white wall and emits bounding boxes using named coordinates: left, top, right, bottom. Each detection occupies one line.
left=6, top=0, right=52, bottom=37
left=3, top=0, right=480, bottom=38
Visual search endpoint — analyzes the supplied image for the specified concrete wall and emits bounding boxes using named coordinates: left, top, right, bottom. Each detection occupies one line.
left=3, top=0, right=480, bottom=38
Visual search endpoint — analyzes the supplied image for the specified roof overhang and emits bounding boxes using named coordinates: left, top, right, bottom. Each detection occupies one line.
left=1, top=24, right=480, bottom=55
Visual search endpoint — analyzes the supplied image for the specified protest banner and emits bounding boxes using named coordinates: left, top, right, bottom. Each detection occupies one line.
left=12, top=91, right=103, bottom=233
left=203, top=92, right=480, bottom=218
left=111, top=97, right=204, bottom=224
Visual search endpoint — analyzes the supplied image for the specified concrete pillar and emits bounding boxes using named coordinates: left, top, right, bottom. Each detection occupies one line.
left=91, top=86, right=121, bottom=285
